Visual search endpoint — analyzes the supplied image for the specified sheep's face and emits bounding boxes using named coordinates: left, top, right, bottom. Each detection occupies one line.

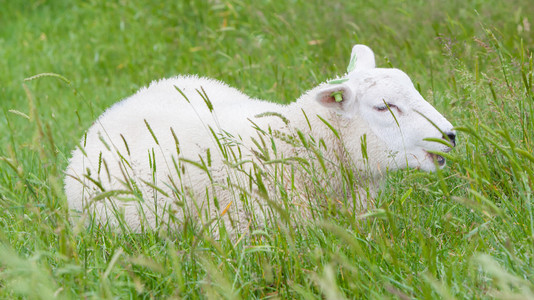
left=316, top=45, right=455, bottom=172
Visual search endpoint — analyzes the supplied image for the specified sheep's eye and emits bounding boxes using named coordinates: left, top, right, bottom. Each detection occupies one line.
left=374, top=103, right=398, bottom=112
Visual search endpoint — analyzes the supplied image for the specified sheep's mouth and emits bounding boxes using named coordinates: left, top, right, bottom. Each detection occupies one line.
left=426, top=151, right=446, bottom=166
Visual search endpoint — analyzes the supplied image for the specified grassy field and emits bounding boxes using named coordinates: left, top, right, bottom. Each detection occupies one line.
left=1, top=0, right=534, bottom=298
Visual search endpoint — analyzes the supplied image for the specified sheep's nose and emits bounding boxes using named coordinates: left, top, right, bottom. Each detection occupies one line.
left=443, top=132, right=456, bottom=147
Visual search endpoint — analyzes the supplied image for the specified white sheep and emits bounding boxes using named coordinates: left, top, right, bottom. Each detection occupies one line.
left=64, top=44, right=455, bottom=235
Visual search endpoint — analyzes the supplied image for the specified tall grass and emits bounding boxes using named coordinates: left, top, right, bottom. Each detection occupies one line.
left=1, top=0, right=534, bottom=298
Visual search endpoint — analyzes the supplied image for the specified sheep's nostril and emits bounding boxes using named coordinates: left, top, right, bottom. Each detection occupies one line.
left=444, top=132, right=456, bottom=147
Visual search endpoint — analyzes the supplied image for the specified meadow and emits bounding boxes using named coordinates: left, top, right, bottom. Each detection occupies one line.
left=1, top=0, right=534, bottom=298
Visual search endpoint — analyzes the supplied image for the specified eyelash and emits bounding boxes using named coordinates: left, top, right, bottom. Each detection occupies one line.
left=374, top=103, right=399, bottom=112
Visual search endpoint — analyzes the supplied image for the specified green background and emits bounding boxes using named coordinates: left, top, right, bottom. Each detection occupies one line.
left=1, top=0, right=533, bottom=298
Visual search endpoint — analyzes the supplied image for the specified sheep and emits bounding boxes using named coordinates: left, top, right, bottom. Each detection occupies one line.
left=64, top=44, right=456, bottom=236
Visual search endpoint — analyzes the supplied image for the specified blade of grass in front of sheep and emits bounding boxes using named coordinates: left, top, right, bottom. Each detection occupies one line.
left=347, top=53, right=357, bottom=73
left=383, top=99, right=411, bottom=168
left=296, top=129, right=309, bottom=149
left=83, top=174, right=105, bottom=192
left=311, top=145, right=328, bottom=174
left=97, top=131, right=112, bottom=151
left=197, top=86, right=225, bottom=131
left=165, top=168, right=185, bottom=204
left=300, top=109, right=312, bottom=131
left=383, top=99, right=400, bottom=128
left=425, top=149, right=455, bottom=162
left=316, top=115, right=339, bottom=139
left=91, top=189, right=134, bottom=202
left=96, top=151, right=103, bottom=175
left=144, top=119, right=160, bottom=145
left=247, top=119, right=268, bottom=136
left=105, top=199, right=135, bottom=235
left=415, top=110, right=455, bottom=148
left=174, top=85, right=225, bottom=159
left=170, top=127, right=181, bottom=156
left=423, top=137, right=454, bottom=148
left=141, top=179, right=170, bottom=198
left=179, top=157, right=212, bottom=181
left=360, top=134, right=368, bottom=161
left=82, top=132, right=87, bottom=148
left=196, top=86, right=214, bottom=112
left=174, top=85, right=190, bottom=103
left=431, top=149, right=450, bottom=197
left=75, top=139, right=88, bottom=158
left=148, top=148, right=157, bottom=178
left=327, top=78, right=349, bottom=85
left=254, top=111, right=290, bottom=126
left=250, top=138, right=268, bottom=162
left=119, top=133, right=131, bottom=156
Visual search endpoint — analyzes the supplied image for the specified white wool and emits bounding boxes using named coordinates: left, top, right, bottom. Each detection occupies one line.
left=64, top=45, right=455, bottom=234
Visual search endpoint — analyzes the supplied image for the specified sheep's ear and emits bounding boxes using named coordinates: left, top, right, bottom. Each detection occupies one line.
left=347, top=44, right=376, bottom=72
left=315, top=83, right=354, bottom=111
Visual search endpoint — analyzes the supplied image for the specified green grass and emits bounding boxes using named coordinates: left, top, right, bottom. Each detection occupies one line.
left=1, top=0, right=534, bottom=298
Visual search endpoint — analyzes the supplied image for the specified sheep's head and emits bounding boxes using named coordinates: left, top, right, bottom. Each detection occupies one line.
left=316, top=45, right=455, bottom=172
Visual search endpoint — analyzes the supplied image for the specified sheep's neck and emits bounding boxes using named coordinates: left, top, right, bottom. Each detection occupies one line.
left=274, top=100, right=381, bottom=207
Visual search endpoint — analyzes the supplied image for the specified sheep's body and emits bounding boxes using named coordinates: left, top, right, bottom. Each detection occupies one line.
left=65, top=45, right=455, bottom=234
left=65, top=76, right=366, bottom=232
